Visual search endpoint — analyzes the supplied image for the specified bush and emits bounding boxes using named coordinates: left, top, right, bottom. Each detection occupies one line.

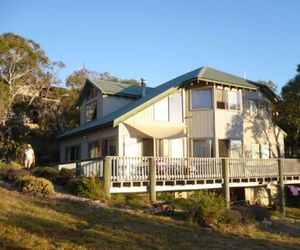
left=157, top=192, right=175, bottom=201
left=108, top=194, right=146, bottom=208
left=15, top=176, right=54, bottom=194
left=108, top=194, right=127, bottom=207
left=57, top=168, right=75, bottom=186
left=0, top=167, right=31, bottom=182
left=174, top=190, right=226, bottom=224
left=233, top=205, right=271, bottom=223
left=220, top=209, right=243, bottom=225
left=7, top=169, right=31, bottom=182
left=33, top=167, right=59, bottom=182
left=67, top=177, right=104, bottom=200
left=126, top=194, right=145, bottom=208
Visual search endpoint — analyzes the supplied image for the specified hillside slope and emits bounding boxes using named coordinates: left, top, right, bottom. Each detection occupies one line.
left=0, top=187, right=300, bottom=249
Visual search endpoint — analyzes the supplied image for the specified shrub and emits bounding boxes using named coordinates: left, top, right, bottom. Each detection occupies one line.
left=233, top=205, right=271, bottom=223
left=67, top=177, right=104, bottom=200
left=7, top=169, right=31, bottom=182
left=0, top=167, right=31, bottom=182
left=108, top=194, right=146, bottom=208
left=174, top=190, right=226, bottom=224
left=157, top=192, right=175, bottom=201
left=33, top=167, right=59, bottom=182
left=10, top=161, right=22, bottom=169
left=15, top=176, right=54, bottom=194
left=56, top=168, right=75, bottom=186
left=108, top=194, right=127, bottom=207
left=126, top=194, right=145, bottom=208
left=220, top=209, right=243, bottom=225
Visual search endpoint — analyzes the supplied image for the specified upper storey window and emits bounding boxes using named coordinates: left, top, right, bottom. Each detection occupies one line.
left=216, top=89, right=241, bottom=110
left=191, top=89, right=212, bottom=109
left=154, top=91, right=183, bottom=122
left=86, top=102, right=97, bottom=122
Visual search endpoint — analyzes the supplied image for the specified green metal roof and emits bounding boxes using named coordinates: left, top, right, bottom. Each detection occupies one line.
left=199, top=67, right=257, bottom=88
left=77, top=79, right=154, bottom=106
left=57, top=66, right=258, bottom=140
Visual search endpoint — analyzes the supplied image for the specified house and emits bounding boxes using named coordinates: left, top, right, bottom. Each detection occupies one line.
left=57, top=66, right=286, bottom=163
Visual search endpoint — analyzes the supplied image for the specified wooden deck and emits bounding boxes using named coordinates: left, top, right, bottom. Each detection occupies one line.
left=57, top=157, right=300, bottom=194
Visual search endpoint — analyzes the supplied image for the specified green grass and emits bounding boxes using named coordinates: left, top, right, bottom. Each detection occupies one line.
left=0, top=187, right=300, bottom=250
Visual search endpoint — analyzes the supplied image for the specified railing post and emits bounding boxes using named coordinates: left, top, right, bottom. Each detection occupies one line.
left=104, top=157, right=112, bottom=199
left=149, top=158, right=156, bottom=202
left=222, top=158, right=230, bottom=209
left=278, top=158, right=286, bottom=216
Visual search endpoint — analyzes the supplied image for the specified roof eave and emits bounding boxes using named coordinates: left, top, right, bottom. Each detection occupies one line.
left=56, top=120, right=114, bottom=140
left=198, top=77, right=257, bottom=90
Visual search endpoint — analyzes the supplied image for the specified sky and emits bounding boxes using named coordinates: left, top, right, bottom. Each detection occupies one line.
left=1, top=0, right=300, bottom=91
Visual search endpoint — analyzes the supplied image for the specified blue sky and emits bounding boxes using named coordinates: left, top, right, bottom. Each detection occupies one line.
left=1, top=0, right=300, bottom=91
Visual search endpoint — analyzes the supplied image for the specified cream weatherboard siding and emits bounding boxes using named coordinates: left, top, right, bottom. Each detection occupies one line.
left=102, top=95, right=134, bottom=118
left=188, top=110, right=214, bottom=138
left=59, top=127, right=118, bottom=162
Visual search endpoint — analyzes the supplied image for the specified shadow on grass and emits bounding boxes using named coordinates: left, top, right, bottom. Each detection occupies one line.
left=1, top=194, right=300, bottom=250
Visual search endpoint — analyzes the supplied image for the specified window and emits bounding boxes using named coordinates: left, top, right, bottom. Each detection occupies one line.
left=216, top=89, right=240, bottom=110
left=108, top=138, right=116, bottom=156
left=249, top=100, right=258, bottom=117
left=191, top=89, right=212, bottom=109
left=86, top=102, right=97, bottom=122
left=228, top=91, right=240, bottom=110
left=65, top=145, right=81, bottom=162
left=88, top=141, right=101, bottom=158
left=230, top=140, right=242, bottom=158
left=193, top=139, right=212, bottom=157
left=154, top=91, right=183, bottom=122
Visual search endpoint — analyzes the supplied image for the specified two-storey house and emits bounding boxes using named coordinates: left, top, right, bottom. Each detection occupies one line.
left=57, top=66, right=286, bottom=162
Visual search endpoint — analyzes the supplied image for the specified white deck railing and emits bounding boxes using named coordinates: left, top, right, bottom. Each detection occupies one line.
left=57, top=157, right=300, bottom=182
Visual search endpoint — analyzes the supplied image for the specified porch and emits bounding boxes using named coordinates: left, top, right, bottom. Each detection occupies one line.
left=58, top=157, right=300, bottom=195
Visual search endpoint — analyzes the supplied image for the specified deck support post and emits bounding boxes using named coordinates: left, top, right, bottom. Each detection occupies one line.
left=222, top=158, right=230, bottom=209
left=278, top=159, right=286, bottom=216
left=104, top=157, right=112, bottom=199
left=149, top=158, right=156, bottom=202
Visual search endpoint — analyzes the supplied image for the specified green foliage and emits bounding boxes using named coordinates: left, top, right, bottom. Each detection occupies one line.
left=220, top=209, right=243, bottom=225
left=56, top=168, right=75, bottom=186
left=6, top=169, right=31, bottom=182
left=33, top=167, right=59, bottom=182
left=15, top=176, right=54, bottom=194
left=174, top=191, right=226, bottom=224
left=125, top=194, right=145, bottom=208
left=108, top=194, right=127, bottom=207
left=157, top=192, right=175, bottom=201
left=0, top=162, right=26, bottom=181
left=278, top=64, right=300, bottom=157
left=234, top=205, right=271, bottom=223
left=66, top=177, right=104, bottom=200
left=108, top=194, right=146, bottom=208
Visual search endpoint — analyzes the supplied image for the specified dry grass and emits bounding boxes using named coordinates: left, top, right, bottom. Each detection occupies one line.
left=0, top=186, right=300, bottom=250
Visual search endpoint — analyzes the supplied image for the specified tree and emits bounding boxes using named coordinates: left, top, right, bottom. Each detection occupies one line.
left=257, top=80, right=278, bottom=93
left=66, top=66, right=140, bottom=90
left=0, top=33, right=57, bottom=124
left=278, top=64, right=300, bottom=157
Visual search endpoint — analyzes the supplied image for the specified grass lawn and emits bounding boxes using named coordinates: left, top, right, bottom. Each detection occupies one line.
left=1, top=187, right=300, bottom=250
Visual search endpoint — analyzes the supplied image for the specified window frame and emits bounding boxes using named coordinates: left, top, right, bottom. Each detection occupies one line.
left=190, top=88, right=213, bottom=110
left=86, top=101, right=97, bottom=122
left=191, top=138, right=213, bottom=158
left=65, top=144, right=81, bottom=162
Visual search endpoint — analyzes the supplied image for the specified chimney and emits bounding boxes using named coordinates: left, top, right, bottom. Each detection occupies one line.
left=141, top=78, right=146, bottom=97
